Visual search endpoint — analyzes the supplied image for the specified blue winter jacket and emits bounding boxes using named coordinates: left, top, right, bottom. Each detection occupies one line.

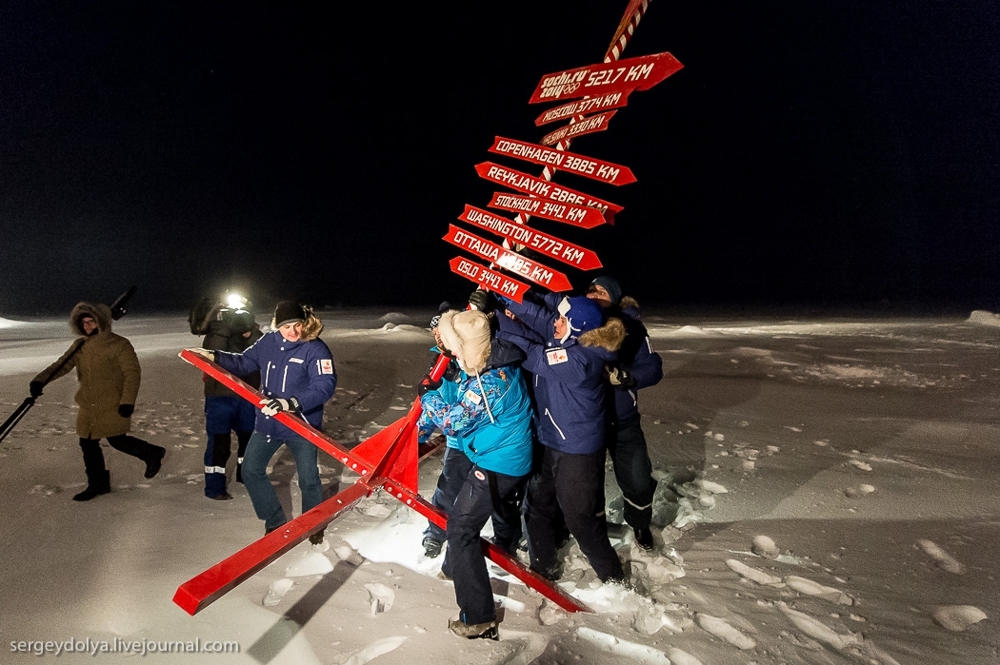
left=214, top=329, right=336, bottom=438
left=497, top=295, right=624, bottom=455
left=609, top=303, right=663, bottom=421
left=417, top=363, right=533, bottom=478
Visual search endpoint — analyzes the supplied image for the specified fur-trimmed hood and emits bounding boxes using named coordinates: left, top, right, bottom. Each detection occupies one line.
left=577, top=317, right=625, bottom=353
left=70, top=302, right=113, bottom=336
left=270, top=308, right=324, bottom=341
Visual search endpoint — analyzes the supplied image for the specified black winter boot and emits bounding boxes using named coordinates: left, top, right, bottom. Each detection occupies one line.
left=144, top=445, right=166, bottom=479
left=73, top=470, right=111, bottom=501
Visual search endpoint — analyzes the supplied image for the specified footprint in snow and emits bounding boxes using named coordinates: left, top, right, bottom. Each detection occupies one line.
left=849, top=459, right=873, bottom=471
left=844, top=484, right=876, bottom=498
left=916, top=539, right=965, bottom=574
left=778, top=603, right=862, bottom=652
left=784, top=575, right=854, bottom=605
left=262, top=578, right=293, bottom=607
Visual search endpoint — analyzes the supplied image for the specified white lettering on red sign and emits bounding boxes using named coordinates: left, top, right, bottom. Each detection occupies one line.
left=486, top=165, right=552, bottom=197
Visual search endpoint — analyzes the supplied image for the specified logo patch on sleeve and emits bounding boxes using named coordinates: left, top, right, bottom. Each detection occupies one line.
left=545, top=348, right=568, bottom=365
left=319, top=359, right=334, bottom=375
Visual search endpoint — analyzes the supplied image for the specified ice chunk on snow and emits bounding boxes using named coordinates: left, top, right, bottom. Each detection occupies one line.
left=667, top=648, right=704, bottom=665
left=339, top=636, right=407, bottom=665
left=929, top=605, right=987, bottom=631
left=284, top=551, right=334, bottom=578
left=778, top=603, right=862, bottom=651
left=575, top=627, right=672, bottom=663
left=751, top=535, right=780, bottom=559
left=917, top=539, right=965, bottom=574
left=784, top=575, right=853, bottom=605
left=726, top=559, right=783, bottom=586
left=694, top=613, right=756, bottom=650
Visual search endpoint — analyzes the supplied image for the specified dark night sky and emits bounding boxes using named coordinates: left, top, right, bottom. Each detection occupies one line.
left=2, top=2, right=998, bottom=316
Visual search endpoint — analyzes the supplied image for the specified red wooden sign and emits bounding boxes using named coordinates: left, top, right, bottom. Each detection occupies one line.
left=458, top=205, right=602, bottom=270
left=529, top=51, right=683, bottom=104
left=535, top=90, right=631, bottom=126
left=443, top=224, right=573, bottom=292
left=540, top=110, right=616, bottom=147
left=475, top=162, right=623, bottom=216
left=487, top=192, right=609, bottom=229
left=449, top=257, right=530, bottom=303
left=489, top=136, right=636, bottom=186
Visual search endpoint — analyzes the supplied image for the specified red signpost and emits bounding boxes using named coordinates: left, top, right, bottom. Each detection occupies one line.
left=458, top=204, right=602, bottom=270
left=528, top=51, right=683, bottom=104
left=489, top=137, right=636, bottom=186
left=534, top=90, right=631, bottom=126
left=474, top=161, right=624, bottom=217
left=486, top=192, right=609, bottom=230
left=443, top=224, right=574, bottom=292
left=174, top=0, right=679, bottom=626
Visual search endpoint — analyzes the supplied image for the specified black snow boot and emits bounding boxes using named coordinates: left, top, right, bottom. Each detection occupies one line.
left=144, top=445, right=166, bottom=479
left=74, top=470, right=111, bottom=502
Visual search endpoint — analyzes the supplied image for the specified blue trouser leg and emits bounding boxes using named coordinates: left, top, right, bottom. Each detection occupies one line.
left=242, top=431, right=287, bottom=531
left=204, top=396, right=239, bottom=497
left=284, top=435, right=323, bottom=514
left=424, top=446, right=471, bottom=542
left=607, top=414, right=657, bottom=529
left=445, top=466, right=523, bottom=625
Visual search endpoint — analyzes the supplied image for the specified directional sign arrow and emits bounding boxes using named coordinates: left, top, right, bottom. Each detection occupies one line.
left=443, top=224, right=573, bottom=292
left=458, top=205, right=602, bottom=270
left=475, top=161, right=623, bottom=217
left=489, top=136, right=635, bottom=186
left=487, top=192, right=609, bottom=229
left=449, top=257, right=531, bottom=303
left=535, top=90, right=631, bottom=126
left=529, top=50, right=683, bottom=104
left=540, top=110, right=616, bottom=147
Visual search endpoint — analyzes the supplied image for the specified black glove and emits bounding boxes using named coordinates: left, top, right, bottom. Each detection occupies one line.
left=607, top=366, right=637, bottom=390
left=29, top=381, right=44, bottom=398
left=468, top=289, right=491, bottom=313
left=418, top=374, right=442, bottom=396
left=442, top=360, right=461, bottom=383
left=259, top=396, right=301, bottom=416
left=118, top=404, right=135, bottom=417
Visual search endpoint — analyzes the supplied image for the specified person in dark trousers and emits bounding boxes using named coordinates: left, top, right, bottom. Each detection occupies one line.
left=586, top=276, right=664, bottom=551
left=30, top=302, right=166, bottom=501
left=420, top=308, right=527, bottom=560
left=490, top=290, right=627, bottom=584
left=187, top=301, right=336, bottom=544
left=417, top=309, right=534, bottom=640
left=190, top=301, right=263, bottom=500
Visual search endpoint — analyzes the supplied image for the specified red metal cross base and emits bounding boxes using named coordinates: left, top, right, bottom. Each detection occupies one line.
left=172, top=350, right=591, bottom=615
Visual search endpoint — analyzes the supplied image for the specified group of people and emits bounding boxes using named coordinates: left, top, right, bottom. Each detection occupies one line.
left=29, top=280, right=661, bottom=643
left=30, top=298, right=338, bottom=550
left=415, top=275, right=663, bottom=640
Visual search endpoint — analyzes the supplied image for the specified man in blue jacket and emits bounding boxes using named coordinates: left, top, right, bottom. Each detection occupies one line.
left=188, top=301, right=336, bottom=543
left=587, top=276, right=664, bottom=551
left=492, top=291, right=626, bottom=585
left=417, top=309, right=534, bottom=640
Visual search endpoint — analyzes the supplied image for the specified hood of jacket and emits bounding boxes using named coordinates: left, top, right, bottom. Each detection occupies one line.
left=299, top=312, right=324, bottom=341
left=70, top=302, right=114, bottom=336
left=576, top=317, right=625, bottom=353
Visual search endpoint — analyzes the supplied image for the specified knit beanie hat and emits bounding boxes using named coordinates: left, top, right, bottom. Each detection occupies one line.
left=557, top=296, right=605, bottom=335
left=436, top=310, right=492, bottom=374
left=229, top=309, right=256, bottom=335
left=589, top=276, right=623, bottom=306
left=273, top=301, right=306, bottom=328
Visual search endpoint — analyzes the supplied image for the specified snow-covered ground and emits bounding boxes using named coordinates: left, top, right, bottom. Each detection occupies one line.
left=0, top=308, right=997, bottom=664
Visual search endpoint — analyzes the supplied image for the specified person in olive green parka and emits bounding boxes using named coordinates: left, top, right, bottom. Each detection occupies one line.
left=30, top=301, right=166, bottom=501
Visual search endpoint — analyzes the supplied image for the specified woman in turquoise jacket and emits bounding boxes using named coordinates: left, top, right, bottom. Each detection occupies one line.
left=416, top=309, right=533, bottom=640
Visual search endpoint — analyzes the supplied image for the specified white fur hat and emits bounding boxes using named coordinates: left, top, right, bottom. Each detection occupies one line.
left=436, top=310, right=491, bottom=375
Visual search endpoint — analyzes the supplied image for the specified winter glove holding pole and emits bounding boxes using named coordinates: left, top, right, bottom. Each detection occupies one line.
left=29, top=381, right=44, bottom=398
left=607, top=365, right=637, bottom=390
left=468, top=289, right=491, bottom=313
left=417, top=374, right=442, bottom=396
left=118, top=404, right=135, bottom=417
left=259, top=396, right=301, bottom=417
left=186, top=347, right=216, bottom=362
